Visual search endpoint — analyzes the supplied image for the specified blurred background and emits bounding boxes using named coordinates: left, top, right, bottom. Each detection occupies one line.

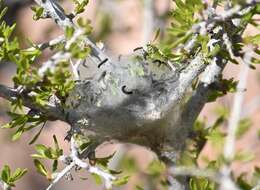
left=0, top=0, right=259, bottom=189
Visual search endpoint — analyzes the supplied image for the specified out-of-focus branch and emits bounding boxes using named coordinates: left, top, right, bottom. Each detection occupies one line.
left=219, top=48, right=252, bottom=190
left=252, top=182, right=260, bottom=190
left=0, top=83, right=66, bottom=121
left=223, top=49, right=252, bottom=162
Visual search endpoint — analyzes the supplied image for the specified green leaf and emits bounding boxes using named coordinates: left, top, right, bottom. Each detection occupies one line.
left=35, top=144, right=49, bottom=157
left=65, top=26, right=75, bottom=39
left=244, top=34, right=260, bottom=45
left=10, top=168, right=27, bottom=182
left=147, top=160, right=165, bottom=177
left=234, top=150, right=255, bottom=162
left=1, top=165, right=11, bottom=183
left=77, top=17, right=92, bottom=35
left=236, top=174, right=252, bottom=190
left=91, top=173, right=102, bottom=185
left=12, top=126, right=25, bottom=141
left=152, top=28, right=161, bottom=42
left=29, top=122, right=46, bottom=144
left=53, top=135, right=59, bottom=151
left=1, top=123, right=11, bottom=129
left=52, top=160, right=58, bottom=173
left=206, top=129, right=225, bottom=150
left=31, top=6, right=44, bottom=20
left=135, top=185, right=145, bottom=190
left=189, top=177, right=215, bottom=190
left=73, top=0, right=89, bottom=15
left=96, top=152, right=116, bottom=168
left=113, top=176, right=129, bottom=186
left=236, top=118, right=251, bottom=139
left=0, top=7, right=7, bottom=20
left=34, top=159, right=48, bottom=177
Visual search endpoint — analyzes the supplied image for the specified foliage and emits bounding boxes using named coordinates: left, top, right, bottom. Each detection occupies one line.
left=0, top=165, right=27, bottom=187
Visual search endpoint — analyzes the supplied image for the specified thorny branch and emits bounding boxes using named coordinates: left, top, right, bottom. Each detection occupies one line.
left=0, top=84, right=65, bottom=121
left=33, top=0, right=111, bottom=63
left=46, top=137, right=116, bottom=190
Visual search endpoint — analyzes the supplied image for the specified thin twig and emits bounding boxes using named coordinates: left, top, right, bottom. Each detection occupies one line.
left=33, top=0, right=111, bottom=63
left=0, top=84, right=66, bottom=121
left=223, top=50, right=251, bottom=161
left=45, top=137, right=116, bottom=190
left=46, top=162, right=75, bottom=190
left=220, top=48, right=253, bottom=190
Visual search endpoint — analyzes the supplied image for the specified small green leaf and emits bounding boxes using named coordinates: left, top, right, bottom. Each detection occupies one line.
left=0, top=7, right=7, bottom=20
left=73, top=0, right=89, bottom=14
left=12, top=126, right=25, bottom=141
left=35, top=144, right=49, bottom=156
left=29, top=122, right=46, bottom=145
left=234, top=150, right=255, bottom=162
left=53, top=135, right=59, bottom=151
left=1, top=123, right=11, bottom=129
left=31, top=6, right=44, bottom=20
left=10, top=168, right=27, bottom=182
left=152, top=28, right=161, bottom=42
left=65, top=26, right=75, bottom=39
left=113, top=176, right=129, bottom=186
left=91, top=173, right=102, bottom=185
left=96, top=152, right=116, bottom=168
left=236, top=119, right=251, bottom=139
left=1, top=165, right=11, bottom=183
left=147, top=160, right=166, bottom=177
left=52, top=160, right=58, bottom=173
left=34, top=159, right=48, bottom=177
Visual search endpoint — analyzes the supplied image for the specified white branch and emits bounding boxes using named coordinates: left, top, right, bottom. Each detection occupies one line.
left=252, top=182, right=260, bottom=190
left=223, top=49, right=252, bottom=161
left=45, top=138, right=116, bottom=190
left=70, top=137, right=116, bottom=189
left=33, top=0, right=111, bottom=63
left=0, top=178, right=11, bottom=190
left=46, top=162, right=75, bottom=190
left=220, top=48, right=253, bottom=190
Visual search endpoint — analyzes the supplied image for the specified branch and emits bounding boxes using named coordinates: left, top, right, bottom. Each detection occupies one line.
left=179, top=2, right=256, bottom=129
left=33, top=0, right=111, bottom=63
left=219, top=48, right=253, bottom=190
left=0, top=178, right=10, bottom=190
left=46, top=162, right=75, bottom=190
left=252, top=182, right=260, bottom=190
left=46, top=137, right=116, bottom=190
left=223, top=51, right=251, bottom=161
left=180, top=57, right=227, bottom=128
left=0, top=84, right=66, bottom=121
